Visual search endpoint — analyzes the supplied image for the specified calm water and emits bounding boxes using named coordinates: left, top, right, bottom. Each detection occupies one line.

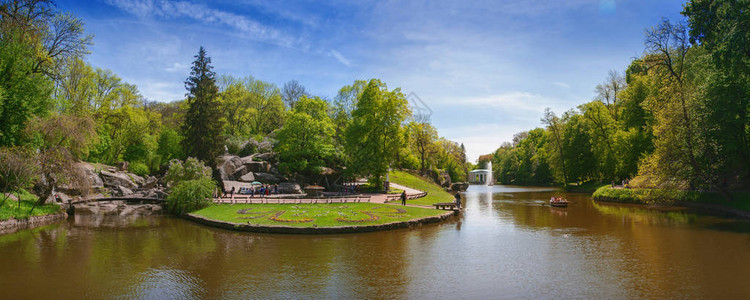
left=1, top=185, right=750, bottom=299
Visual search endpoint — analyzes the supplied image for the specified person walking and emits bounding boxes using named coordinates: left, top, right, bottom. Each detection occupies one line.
left=401, top=190, right=407, bottom=206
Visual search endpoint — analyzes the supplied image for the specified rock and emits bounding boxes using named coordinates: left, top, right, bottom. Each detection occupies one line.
left=143, top=176, right=158, bottom=189
left=245, top=161, right=269, bottom=173
left=116, top=161, right=129, bottom=172
left=128, top=173, right=145, bottom=186
left=118, top=186, right=134, bottom=196
left=450, top=182, right=469, bottom=192
left=218, top=156, right=245, bottom=180
left=100, top=170, right=137, bottom=189
left=240, top=155, right=256, bottom=165
left=238, top=172, right=255, bottom=182
left=278, top=182, right=302, bottom=194
left=231, top=165, right=248, bottom=178
left=254, top=172, right=280, bottom=184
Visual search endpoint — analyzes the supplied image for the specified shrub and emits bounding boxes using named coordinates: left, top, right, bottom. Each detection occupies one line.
left=163, top=157, right=212, bottom=187
left=129, top=162, right=150, bottom=177
left=165, top=178, right=215, bottom=215
left=238, top=136, right=274, bottom=157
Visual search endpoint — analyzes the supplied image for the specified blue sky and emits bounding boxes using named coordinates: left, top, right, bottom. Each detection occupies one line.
left=56, top=0, right=687, bottom=161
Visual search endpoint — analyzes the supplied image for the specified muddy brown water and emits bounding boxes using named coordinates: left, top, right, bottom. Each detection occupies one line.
left=1, top=185, right=749, bottom=298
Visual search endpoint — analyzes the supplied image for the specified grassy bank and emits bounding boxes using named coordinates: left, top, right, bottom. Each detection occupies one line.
left=192, top=202, right=447, bottom=228
left=0, top=190, right=61, bottom=221
left=388, top=170, right=454, bottom=206
left=593, top=186, right=750, bottom=211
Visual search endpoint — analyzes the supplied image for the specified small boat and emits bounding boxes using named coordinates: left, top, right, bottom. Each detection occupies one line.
left=549, top=197, right=568, bottom=207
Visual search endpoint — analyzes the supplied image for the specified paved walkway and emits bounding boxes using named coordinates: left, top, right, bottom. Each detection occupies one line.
left=213, top=182, right=428, bottom=206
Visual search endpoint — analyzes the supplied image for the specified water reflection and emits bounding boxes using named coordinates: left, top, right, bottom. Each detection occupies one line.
left=0, top=187, right=749, bottom=298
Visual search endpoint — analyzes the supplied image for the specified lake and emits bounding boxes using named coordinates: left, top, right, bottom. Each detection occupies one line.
left=1, top=185, right=749, bottom=298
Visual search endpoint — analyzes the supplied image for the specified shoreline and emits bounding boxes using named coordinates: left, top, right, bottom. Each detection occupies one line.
left=185, top=209, right=457, bottom=234
left=0, top=212, right=68, bottom=235
left=593, top=186, right=750, bottom=219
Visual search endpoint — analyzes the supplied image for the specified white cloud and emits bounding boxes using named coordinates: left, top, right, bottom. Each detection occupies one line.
left=448, top=92, right=559, bottom=114
left=552, top=81, right=570, bottom=89
left=165, top=62, right=187, bottom=72
left=330, top=50, right=351, bottom=67
left=104, top=0, right=295, bottom=47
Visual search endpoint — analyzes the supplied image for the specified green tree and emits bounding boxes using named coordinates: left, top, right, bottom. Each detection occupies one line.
left=541, top=108, right=569, bottom=185
left=281, top=79, right=307, bottom=110
left=407, top=121, right=438, bottom=176
left=0, top=28, right=53, bottom=146
left=181, top=47, right=225, bottom=166
left=275, top=96, right=335, bottom=177
left=345, top=79, right=410, bottom=189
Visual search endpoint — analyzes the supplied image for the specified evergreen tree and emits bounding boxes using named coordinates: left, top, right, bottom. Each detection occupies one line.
left=181, top=47, right=225, bottom=167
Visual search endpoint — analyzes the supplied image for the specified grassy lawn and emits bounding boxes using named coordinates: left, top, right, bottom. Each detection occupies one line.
left=192, top=202, right=447, bottom=228
left=0, top=190, right=61, bottom=221
left=389, top=170, right=455, bottom=206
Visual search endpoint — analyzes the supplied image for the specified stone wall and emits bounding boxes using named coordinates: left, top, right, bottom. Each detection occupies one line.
left=185, top=210, right=456, bottom=234
left=0, top=212, right=68, bottom=235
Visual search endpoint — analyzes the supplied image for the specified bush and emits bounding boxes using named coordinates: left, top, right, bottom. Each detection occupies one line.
left=163, top=158, right=212, bottom=187
left=129, top=162, right=150, bottom=177
left=238, top=136, right=274, bottom=157
left=165, top=178, right=215, bottom=215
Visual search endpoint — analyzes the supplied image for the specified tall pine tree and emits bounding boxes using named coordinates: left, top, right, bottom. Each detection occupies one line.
left=182, top=47, right=225, bottom=168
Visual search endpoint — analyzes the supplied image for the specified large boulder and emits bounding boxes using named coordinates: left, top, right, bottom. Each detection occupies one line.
left=117, top=186, right=134, bottom=196
left=238, top=172, right=255, bottom=182
left=100, top=170, right=138, bottom=189
left=246, top=161, right=269, bottom=173
left=143, top=176, right=158, bottom=189
left=278, top=182, right=302, bottom=194
left=232, top=165, right=248, bottom=178
left=128, top=173, right=145, bottom=186
left=254, top=172, right=280, bottom=184
left=218, top=156, right=245, bottom=180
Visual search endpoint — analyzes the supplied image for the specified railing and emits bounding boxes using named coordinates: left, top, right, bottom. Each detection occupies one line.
left=383, top=191, right=428, bottom=203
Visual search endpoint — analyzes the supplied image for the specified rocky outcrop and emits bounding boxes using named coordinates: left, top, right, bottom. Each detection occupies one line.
left=100, top=170, right=139, bottom=189
left=218, top=153, right=279, bottom=184
left=77, top=163, right=104, bottom=189
left=254, top=172, right=281, bottom=184
left=74, top=201, right=163, bottom=216
left=143, top=176, right=158, bottom=189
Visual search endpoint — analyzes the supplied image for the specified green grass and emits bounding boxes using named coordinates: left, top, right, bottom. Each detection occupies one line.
left=358, top=183, right=403, bottom=194
left=388, top=170, right=454, bottom=206
left=593, top=186, right=750, bottom=211
left=0, top=190, right=62, bottom=221
left=192, top=202, right=447, bottom=228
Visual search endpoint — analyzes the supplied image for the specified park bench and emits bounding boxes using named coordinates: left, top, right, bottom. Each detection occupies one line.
left=433, top=202, right=458, bottom=210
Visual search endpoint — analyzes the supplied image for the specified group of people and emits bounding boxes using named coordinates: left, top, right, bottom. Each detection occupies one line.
left=342, top=182, right=359, bottom=194
left=221, top=184, right=279, bottom=198
left=550, top=196, right=567, bottom=204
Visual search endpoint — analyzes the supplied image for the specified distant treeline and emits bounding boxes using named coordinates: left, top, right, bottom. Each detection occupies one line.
left=485, top=0, right=749, bottom=198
